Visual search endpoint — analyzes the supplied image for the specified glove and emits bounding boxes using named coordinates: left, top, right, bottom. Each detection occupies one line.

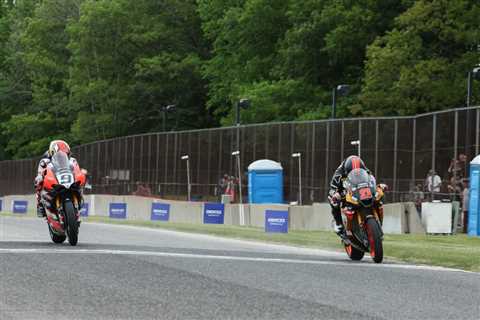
left=378, top=183, right=388, bottom=191
left=328, top=191, right=342, bottom=207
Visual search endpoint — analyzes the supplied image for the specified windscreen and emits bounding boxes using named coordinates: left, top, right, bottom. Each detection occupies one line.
left=51, top=151, right=70, bottom=171
left=346, top=169, right=370, bottom=189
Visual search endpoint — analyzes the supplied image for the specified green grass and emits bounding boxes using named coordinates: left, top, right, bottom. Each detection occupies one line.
left=3, top=212, right=479, bottom=272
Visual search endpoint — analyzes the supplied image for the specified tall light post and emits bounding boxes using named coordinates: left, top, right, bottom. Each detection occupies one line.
left=162, top=104, right=176, bottom=132
left=467, top=66, right=480, bottom=108
left=331, top=84, right=350, bottom=119
left=291, top=152, right=302, bottom=205
left=232, top=150, right=245, bottom=225
left=181, top=155, right=191, bottom=201
left=351, top=140, right=361, bottom=158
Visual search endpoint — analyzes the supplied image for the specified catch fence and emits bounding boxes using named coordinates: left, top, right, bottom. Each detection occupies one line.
left=0, top=106, right=478, bottom=204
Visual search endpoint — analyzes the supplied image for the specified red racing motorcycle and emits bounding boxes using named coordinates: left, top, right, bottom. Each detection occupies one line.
left=40, top=151, right=86, bottom=246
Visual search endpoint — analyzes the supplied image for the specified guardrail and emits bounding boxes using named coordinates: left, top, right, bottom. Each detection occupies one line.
left=0, top=194, right=426, bottom=234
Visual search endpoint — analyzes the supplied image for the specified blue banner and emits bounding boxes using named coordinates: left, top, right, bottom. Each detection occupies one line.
left=0, top=199, right=2, bottom=212
left=13, top=200, right=28, bottom=214
left=265, top=210, right=288, bottom=233
left=109, top=203, right=127, bottom=219
left=151, top=203, right=170, bottom=221
left=203, top=203, right=224, bottom=224
left=468, top=167, right=479, bottom=236
left=80, top=203, right=89, bottom=217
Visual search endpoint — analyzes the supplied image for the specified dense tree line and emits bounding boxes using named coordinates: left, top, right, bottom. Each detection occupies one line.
left=0, top=0, right=478, bottom=159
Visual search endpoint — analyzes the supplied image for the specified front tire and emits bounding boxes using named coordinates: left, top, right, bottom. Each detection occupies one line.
left=366, top=218, right=383, bottom=263
left=64, top=200, right=79, bottom=246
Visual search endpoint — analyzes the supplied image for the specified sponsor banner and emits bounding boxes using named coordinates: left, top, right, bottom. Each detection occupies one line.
left=80, top=203, right=89, bottom=217
left=151, top=203, right=170, bottom=221
left=0, top=199, right=2, bottom=212
left=265, top=210, right=288, bottom=233
left=203, top=203, right=225, bottom=224
left=109, top=203, right=127, bottom=219
left=12, top=200, right=28, bottom=214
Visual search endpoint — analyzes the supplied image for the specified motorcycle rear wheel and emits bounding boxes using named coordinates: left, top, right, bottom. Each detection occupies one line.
left=344, top=243, right=365, bottom=261
left=366, top=218, right=383, bottom=263
left=64, top=200, right=78, bottom=246
left=48, top=224, right=66, bottom=244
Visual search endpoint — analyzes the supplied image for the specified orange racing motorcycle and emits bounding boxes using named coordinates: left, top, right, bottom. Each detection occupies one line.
left=40, top=151, right=86, bottom=246
left=341, top=168, right=385, bottom=263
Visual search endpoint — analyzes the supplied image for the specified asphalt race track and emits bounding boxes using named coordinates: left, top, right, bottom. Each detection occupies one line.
left=0, top=216, right=478, bottom=320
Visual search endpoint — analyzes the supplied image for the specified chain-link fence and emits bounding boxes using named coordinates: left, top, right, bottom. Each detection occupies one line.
left=0, top=106, right=478, bottom=204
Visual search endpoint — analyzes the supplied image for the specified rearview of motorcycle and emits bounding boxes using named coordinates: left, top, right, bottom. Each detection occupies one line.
left=40, top=151, right=86, bottom=246
left=341, top=169, right=386, bottom=263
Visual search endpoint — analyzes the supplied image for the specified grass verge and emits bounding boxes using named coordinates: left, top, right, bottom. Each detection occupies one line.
left=3, top=213, right=479, bottom=272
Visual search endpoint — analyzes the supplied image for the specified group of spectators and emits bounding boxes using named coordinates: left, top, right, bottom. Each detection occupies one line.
left=412, top=154, right=470, bottom=232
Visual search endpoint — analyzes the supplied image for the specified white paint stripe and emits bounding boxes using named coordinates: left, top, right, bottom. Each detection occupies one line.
left=0, top=248, right=475, bottom=274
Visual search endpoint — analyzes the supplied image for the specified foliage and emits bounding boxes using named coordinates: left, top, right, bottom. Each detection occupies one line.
left=0, top=0, right=477, bottom=159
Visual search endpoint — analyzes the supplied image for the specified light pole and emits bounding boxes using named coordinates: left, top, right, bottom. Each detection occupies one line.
left=291, top=152, right=302, bottom=205
left=331, top=84, right=350, bottom=119
left=181, top=155, right=191, bottom=201
left=351, top=140, right=361, bottom=157
left=467, top=66, right=480, bottom=108
left=162, top=104, right=176, bottom=132
left=231, top=150, right=245, bottom=225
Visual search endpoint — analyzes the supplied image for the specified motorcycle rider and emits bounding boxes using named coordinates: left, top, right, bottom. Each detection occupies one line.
left=34, top=140, right=82, bottom=217
left=328, top=155, right=382, bottom=241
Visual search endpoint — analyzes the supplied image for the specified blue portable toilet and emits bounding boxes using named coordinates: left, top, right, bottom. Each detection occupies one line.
left=468, top=155, right=480, bottom=236
left=248, top=159, right=284, bottom=204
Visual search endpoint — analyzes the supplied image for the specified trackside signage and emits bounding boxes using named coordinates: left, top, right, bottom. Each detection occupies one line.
left=0, top=199, right=2, bottom=212
left=109, top=203, right=127, bottom=219
left=151, top=203, right=170, bottom=221
left=265, top=210, right=288, bottom=233
left=12, top=200, right=28, bottom=214
left=80, top=203, right=89, bottom=217
left=203, top=203, right=224, bottom=224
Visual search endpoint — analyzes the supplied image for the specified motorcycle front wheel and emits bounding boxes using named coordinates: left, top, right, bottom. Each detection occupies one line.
left=344, top=243, right=365, bottom=261
left=366, top=218, right=383, bottom=263
left=64, top=200, right=79, bottom=246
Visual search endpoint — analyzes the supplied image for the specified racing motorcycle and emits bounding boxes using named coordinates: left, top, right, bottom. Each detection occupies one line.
left=341, top=168, right=385, bottom=263
left=40, top=151, right=86, bottom=246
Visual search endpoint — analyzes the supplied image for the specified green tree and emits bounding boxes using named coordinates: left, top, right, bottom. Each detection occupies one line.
left=361, top=0, right=480, bottom=115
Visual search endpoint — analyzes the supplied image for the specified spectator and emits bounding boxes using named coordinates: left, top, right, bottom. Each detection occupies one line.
left=412, top=184, right=424, bottom=216
left=426, top=169, right=441, bottom=201
left=447, top=175, right=462, bottom=202
left=133, top=181, right=151, bottom=197
left=462, top=180, right=469, bottom=233
left=448, top=154, right=468, bottom=180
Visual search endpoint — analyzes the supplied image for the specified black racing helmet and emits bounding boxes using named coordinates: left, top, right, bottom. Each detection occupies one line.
left=344, top=155, right=367, bottom=174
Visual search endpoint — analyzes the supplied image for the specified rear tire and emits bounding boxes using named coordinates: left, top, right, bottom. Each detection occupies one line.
left=64, top=200, right=78, bottom=246
left=345, top=243, right=365, bottom=261
left=48, top=224, right=66, bottom=244
left=366, top=218, right=383, bottom=263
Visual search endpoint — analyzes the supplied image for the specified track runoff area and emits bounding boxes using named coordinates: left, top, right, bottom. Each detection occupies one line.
left=0, top=215, right=477, bottom=320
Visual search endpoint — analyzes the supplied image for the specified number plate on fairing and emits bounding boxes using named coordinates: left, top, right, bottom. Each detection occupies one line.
left=359, top=187, right=372, bottom=200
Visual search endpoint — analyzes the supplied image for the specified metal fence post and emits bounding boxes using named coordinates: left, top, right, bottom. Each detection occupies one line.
left=375, top=120, right=379, bottom=176
left=311, top=123, right=315, bottom=202
left=324, top=121, right=330, bottom=193
left=476, top=108, right=479, bottom=156
left=411, top=118, right=416, bottom=186
left=432, top=114, right=437, bottom=172
left=393, top=119, right=398, bottom=202
left=341, top=121, right=344, bottom=160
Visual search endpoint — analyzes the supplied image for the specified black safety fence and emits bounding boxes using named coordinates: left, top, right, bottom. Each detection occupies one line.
left=0, top=106, right=478, bottom=204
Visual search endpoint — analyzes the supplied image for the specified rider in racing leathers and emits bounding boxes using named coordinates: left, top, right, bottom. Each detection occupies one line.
left=328, top=155, right=371, bottom=241
left=34, top=140, right=82, bottom=217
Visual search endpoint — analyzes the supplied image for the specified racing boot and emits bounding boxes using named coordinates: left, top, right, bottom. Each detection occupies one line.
left=37, top=203, right=46, bottom=218
left=334, top=224, right=350, bottom=245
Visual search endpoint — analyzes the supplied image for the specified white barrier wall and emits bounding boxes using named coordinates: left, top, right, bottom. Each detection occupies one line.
left=0, top=194, right=425, bottom=234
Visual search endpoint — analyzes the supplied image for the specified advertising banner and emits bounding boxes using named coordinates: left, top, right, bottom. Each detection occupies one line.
left=265, top=210, right=288, bottom=233
left=151, top=203, right=170, bottom=221
left=12, top=200, right=28, bottom=214
left=203, top=203, right=224, bottom=224
left=80, top=203, right=89, bottom=217
left=109, top=203, right=127, bottom=219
